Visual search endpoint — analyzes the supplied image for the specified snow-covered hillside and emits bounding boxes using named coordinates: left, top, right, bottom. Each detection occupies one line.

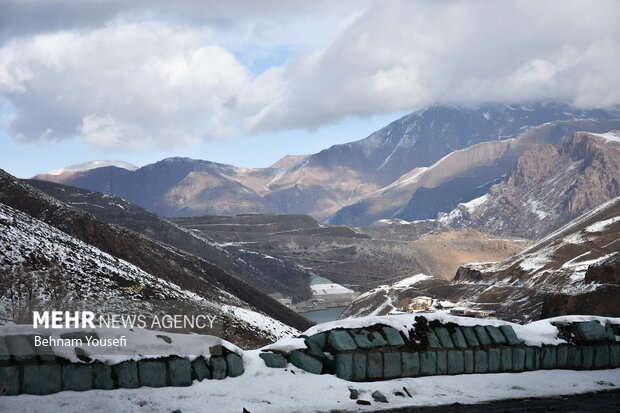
left=456, top=196, right=620, bottom=292
left=0, top=201, right=297, bottom=343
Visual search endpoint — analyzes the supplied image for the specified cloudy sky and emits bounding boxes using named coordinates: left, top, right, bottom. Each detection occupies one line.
left=1, top=0, right=619, bottom=177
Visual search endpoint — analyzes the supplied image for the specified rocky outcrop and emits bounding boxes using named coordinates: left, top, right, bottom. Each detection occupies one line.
left=585, top=253, right=620, bottom=285
left=439, top=132, right=620, bottom=239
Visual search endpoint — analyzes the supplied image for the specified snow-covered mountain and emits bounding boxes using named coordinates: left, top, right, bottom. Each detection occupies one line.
left=45, top=160, right=138, bottom=175
left=32, top=102, right=620, bottom=221
left=328, top=119, right=620, bottom=226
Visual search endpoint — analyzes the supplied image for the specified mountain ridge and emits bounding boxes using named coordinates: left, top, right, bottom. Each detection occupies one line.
left=32, top=101, right=620, bottom=222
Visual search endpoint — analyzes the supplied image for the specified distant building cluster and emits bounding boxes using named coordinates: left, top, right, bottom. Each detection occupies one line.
left=391, top=296, right=496, bottom=319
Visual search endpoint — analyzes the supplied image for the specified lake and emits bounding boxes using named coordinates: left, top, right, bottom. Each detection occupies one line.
left=299, top=306, right=346, bottom=324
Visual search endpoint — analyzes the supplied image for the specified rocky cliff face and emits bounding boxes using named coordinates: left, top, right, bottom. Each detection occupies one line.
left=439, top=132, right=620, bottom=239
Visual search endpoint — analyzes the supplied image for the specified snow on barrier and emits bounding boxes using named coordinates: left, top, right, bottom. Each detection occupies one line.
left=260, top=314, right=620, bottom=381
left=0, top=327, right=243, bottom=396
left=1, top=315, right=618, bottom=396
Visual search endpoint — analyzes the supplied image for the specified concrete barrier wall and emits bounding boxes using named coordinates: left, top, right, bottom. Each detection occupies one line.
left=262, top=318, right=620, bottom=381
left=0, top=336, right=244, bottom=396
left=2, top=318, right=618, bottom=396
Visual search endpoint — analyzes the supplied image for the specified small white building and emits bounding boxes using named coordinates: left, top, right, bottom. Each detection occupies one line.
left=310, top=277, right=357, bottom=306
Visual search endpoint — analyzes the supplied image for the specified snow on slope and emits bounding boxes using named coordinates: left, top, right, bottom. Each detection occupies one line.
left=461, top=196, right=620, bottom=292
left=592, top=130, right=620, bottom=142
left=45, top=160, right=138, bottom=176
left=0, top=201, right=297, bottom=341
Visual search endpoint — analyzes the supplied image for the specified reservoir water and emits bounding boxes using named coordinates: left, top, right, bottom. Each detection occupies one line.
left=299, top=306, right=346, bottom=324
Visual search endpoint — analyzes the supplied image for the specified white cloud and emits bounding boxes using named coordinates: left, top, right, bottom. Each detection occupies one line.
left=0, top=0, right=619, bottom=150
left=243, top=0, right=620, bottom=133
left=0, top=22, right=250, bottom=149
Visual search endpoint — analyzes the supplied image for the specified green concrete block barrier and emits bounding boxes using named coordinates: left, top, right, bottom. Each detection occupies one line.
left=605, top=325, right=615, bottom=341
left=382, top=327, right=405, bottom=347
left=113, top=361, right=139, bottom=389
left=402, top=352, right=419, bottom=377
left=488, top=348, right=500, bottom=372
left=259, top=352, right=286, bottom=369
left=525, top=347, right=540, bottom=370
left=383, top=352, right=401, bottom=378
left=169, top=358, right=192, bottom=385
left=593, top=345, right=609, bottom=369
left=226, top=354, right=244, bottom=378
left=499, top=325, right=521, bottom=345
left=289, top=351, right=322, bottom=375
left=6, top=335, right=36, bottom=362
left=328, top=331, right=357, bottom=351
left=556, top=346, right=568, bottom=368
left=211, top=356, right=228, bottom=379
left=4, top=319, right=620, bottom=395
left=420, top=351, right=436, bottom=375
left=512, top=348, right=525, bottom=371
left=464, top=350, right=474, bottom=373
left=305, top=338, right=326, bottom=360
left=473, top=326, right=492, bottom=346
left=447, top=350, right=464, bottom=374
left=581, top=346, right=594, bottom=369
left=0, top=337, right=10, bottom=362
left=353, top=353, right=366, bottom=381
left=576, top=322, right=608, bottom=342
left=0, top=366, right=19, bottom=396
left=34, top=337, right=56, bottom=362
left=434, top=327, right=455, bottom=348
left=191, top=356, right=212, bottom=380
left=63, top=364, right=93, bottom=391
left=351, top=329, right=387, bottom=349
left=437, top=351, right=447, bottom=375
left=568, top=346, right=581, bottom=369
left=541, top=347, right=556, bottom=369
left=450, top=327, right=468, bottom=349
left=335, top=354, right=353, bottom=380
left=425, top=330, right=442, bottom=349
left=308, top=333, right=326, bottom=349
left=485, top=326, right=507, bottom=345
left=461, top=327, right=480, bottom=347
left=93, top=363, right=114, bottom=390
left=138, top=360, right=167, bottom=388
left=610, top=344, right=619, bottom=368
left=474, top=350, right=487, bottom=373
left=367, top=352, right=383, bottom=379
left=23, top=364, right=61, bottom=395
left=501, top=348, right=512, bottom=371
